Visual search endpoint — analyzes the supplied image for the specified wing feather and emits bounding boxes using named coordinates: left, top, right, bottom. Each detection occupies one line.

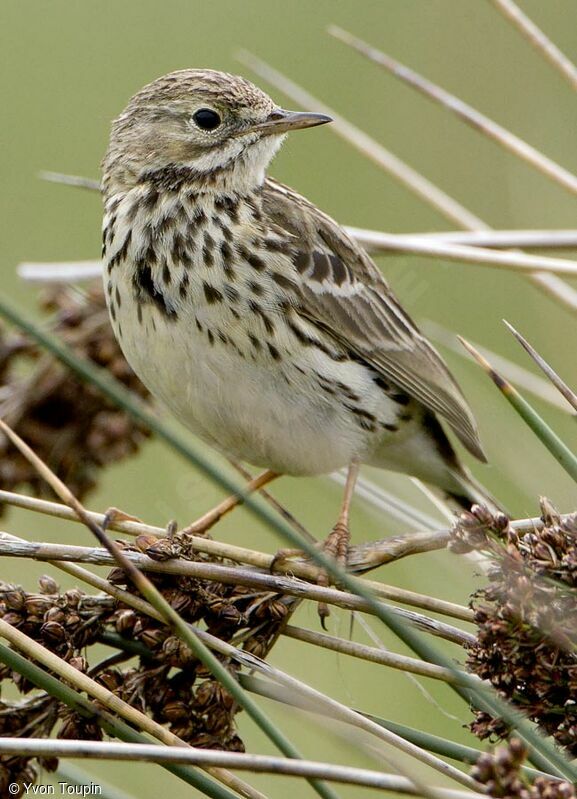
left=263, top=178, right=486, bottom=461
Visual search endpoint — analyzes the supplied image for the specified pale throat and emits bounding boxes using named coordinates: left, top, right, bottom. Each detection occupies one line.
left=187, top=132, right=286, bottom=194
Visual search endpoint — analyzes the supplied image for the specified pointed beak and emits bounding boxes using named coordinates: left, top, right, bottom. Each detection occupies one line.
left=250, top=109, right=332, bottom=136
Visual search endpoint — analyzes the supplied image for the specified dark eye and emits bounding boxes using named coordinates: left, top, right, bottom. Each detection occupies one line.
left=193, top=108, right=222, bottom=131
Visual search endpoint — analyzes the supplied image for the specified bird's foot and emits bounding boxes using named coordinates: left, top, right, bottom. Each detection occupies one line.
left=316, top=520, right=350, bottom=626
left=271, top=519, right=350, bottom=628
left=101, top=506, right=143, bottom=531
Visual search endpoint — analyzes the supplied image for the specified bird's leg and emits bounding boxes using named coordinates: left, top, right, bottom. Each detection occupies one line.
left=317, top=459, right=360, bottom=624
left=271, top=460, right=360, bottom=626
left=181, top=469, right=279, bottom=535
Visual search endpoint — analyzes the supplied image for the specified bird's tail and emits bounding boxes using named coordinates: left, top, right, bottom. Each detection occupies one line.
left=444, top=465, right=503, bottom=515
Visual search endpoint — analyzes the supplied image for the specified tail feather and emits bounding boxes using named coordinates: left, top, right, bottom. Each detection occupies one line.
left=445, top=466, right=504, bottom=515
left=417, top=410, right=504, bottom=514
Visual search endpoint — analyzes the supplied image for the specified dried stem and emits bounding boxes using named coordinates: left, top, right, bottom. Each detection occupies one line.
left=0, top=620, right=191, bottom=748
left=0, top=427, right=480, bottom=792
left=19, top=240, right=577, bottom=282
left=18, top=229, right=577, bottom=284
left=0, top=738, right=486, bottom=798
left=237, top=50, right=486, bottom=229
left=0, top=418, right=338, bottom=799
left=0, top=536, right=473, bottom=646
left=0, top=488, right=471, bottom=620
left=0, top=641, right=241, bottom=799
left=321, top=235, right=577, bottom=276
left=39, top=171, right=101, bottom=191
left=504, top=320, right=577, bottom=412
left=18, top=260, right=105, bottom=283
left=359, top=229, right=577, bottom=251
left=488, top=0, right=577, bottom=91
left=283, top=625, right=461, bottom=683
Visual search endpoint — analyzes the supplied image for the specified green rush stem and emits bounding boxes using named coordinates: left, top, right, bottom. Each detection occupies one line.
left=243, top=673, right=551, bottom=782
left=0, top=641, right=237, bottom=799
left=461, top=334, right=577, bottom=484
left=491, top=373, right=577, bottom=483
left=1, top=297, right=574, bottom=782
left=361, top=715, right=552, bottom=781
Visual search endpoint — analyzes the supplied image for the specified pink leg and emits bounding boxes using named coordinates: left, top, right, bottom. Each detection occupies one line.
left=182, top=469, right=280, bottom=535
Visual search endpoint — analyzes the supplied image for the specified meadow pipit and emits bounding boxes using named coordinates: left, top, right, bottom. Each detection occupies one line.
left=101, top=69, right=491, bottom=595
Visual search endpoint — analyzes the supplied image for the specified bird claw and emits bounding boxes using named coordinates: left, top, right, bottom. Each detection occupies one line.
left=101, top=506, right=142, bottom=531
left=270, top=521, right=350, bottom=628
left=269, top=547, right=306, bottom=574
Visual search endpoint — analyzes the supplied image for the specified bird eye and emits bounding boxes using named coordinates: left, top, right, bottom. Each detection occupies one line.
left=192, top=108, right=222, bottom=131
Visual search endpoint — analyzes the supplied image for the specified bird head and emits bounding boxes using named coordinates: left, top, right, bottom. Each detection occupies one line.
left=102, top=69, right=331, bottom=194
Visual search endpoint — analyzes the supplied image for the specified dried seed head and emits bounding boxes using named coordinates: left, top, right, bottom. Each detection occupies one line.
left=471, top=740, right=576, bottom=799
left=115, top=609, right=137, bottom=635
left=38, top=575, right=59, bottom=595
left=462, top=499, right=577, bottom=755
left=0, top=285, right=152, bottom=506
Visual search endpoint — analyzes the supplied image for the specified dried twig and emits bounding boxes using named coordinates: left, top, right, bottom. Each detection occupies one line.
left=0, top=536, right=473, bottom=646
left=489, top=0, right=577, bottom=91
left=0, top=738, right=486, bottom=798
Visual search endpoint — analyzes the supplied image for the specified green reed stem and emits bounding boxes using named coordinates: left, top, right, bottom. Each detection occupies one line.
left=460, top=335, right=577, bottom=483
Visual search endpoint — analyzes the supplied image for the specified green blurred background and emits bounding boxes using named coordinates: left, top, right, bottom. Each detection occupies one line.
left=2, top=1, right=577, bottom=797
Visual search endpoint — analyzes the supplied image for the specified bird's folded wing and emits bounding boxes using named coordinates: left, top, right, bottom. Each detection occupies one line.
left=263, top=178, right=486, bottom=462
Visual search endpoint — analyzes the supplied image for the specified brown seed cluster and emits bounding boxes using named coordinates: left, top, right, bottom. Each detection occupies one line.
left=0, top=283, right=151, bottom=506
left=0, top=695, right=58, bottom=797
left=471, top=739, right=576, bottom=799
left=102, top=531, right=292, bottom=746
left=451, top=501, right=577, bottom=755
left=0, top=531, right=293, bottom=783
left=0, top=578, right=108, bottom=793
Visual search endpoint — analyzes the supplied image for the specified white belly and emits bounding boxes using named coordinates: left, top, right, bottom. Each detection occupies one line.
left=108, top=283, right=398, bottom=476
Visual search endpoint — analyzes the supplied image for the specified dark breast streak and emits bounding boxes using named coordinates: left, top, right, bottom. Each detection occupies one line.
left=104, top=182, right=415, bottom=444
